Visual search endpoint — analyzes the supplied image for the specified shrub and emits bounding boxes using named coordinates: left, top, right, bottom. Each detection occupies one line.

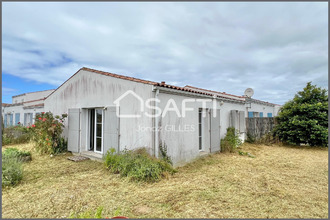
left=104, top=148, right=177, bottom=182
left=3, top=148, right=32, bottom=162
left=246, top=132, right=256, bottom=143
left=30, top=112, right=68, bottom=154
left=2, top=154, right=23, bottom=187
left=221, top=127, right=242, bottom=152
left=274, top=82, right=328, bottom=147
left=2, top=125, right=32, bottom=145
left=159, top=142, right=173, bottom=165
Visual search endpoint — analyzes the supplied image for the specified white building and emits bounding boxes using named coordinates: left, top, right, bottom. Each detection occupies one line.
left=2, top=89, right=55, bottom=127
left=44, top=67, right=280, bottom=166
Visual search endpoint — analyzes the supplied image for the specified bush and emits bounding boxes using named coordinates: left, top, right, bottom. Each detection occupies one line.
left=2, top=125, right=32, bottom=146
left=2, top=155, right=23, bottom=187
left=221, top=127, right=242, bottom=152
left=274, top=82, right=328, bottom=147
left=245, top=132, right=256, bottom=143
left=3, top=148, right=32, bottom=162
left=159, top=142, right=173, bottom=165
left=104, top=148, right=177, bottom=182
left=30, top=112, right=68, bottom=154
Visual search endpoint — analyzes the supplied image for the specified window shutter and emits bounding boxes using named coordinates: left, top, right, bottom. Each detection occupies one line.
left=210, top=109, right=221, bottom=152
left=10, top=114, right=13, bottom=126
left=230, top=110, right=238, bottom=129
left=103, top=106, right=120, bottom=155
left=239, top=111, right=245, bottom=133
left=68, top=108, right=80, bottom=153
left=4, top=114, right=7, bottom=128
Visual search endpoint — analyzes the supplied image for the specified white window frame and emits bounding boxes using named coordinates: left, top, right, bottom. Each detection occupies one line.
left=94, top=108, right=104, bottom=154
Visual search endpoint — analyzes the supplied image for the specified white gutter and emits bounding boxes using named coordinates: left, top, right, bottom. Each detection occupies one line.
left=154, top=86, right=245, bottom=104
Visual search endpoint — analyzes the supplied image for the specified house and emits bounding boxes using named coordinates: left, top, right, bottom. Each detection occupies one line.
left=2, top=89, right=55, bottom=127
left=44, top=67, right=279, bottom=167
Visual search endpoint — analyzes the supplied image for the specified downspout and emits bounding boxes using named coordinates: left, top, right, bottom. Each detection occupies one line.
left=153, top=86, right=160, bottom=158
left=209, top=109, right=211, bottom=153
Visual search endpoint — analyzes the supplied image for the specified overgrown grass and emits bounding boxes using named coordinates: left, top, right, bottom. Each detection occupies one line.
left=2, top=143, right=328, bottom=218
left=104, top=148, right=176, bottom=182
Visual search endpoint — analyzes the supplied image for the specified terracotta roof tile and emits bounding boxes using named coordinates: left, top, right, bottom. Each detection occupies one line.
left=46, top=67, right=277, bottom=105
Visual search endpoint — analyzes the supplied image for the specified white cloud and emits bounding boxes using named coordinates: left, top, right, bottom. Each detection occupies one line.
left=2, top=2, right=328, bottom=105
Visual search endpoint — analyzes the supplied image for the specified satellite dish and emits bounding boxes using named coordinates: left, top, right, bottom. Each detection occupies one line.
left=244, top=88, right=254, bottom=98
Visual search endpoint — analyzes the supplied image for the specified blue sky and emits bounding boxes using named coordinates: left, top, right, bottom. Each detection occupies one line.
left=2, top=2, right=328, bottom=105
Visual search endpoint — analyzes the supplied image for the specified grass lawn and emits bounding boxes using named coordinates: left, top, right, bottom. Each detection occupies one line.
left=2, top=142, right=328, bottom=218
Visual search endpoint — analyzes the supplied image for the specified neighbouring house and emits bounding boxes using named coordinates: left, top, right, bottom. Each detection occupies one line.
left=44, top=67, right=279, bottom=166
left=2, top=89, right=55, bottom=128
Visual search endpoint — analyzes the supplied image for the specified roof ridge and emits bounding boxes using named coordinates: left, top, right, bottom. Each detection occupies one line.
left=81, top=67, right=158, bottom=85
left=184, top=85, right=245, bottom=99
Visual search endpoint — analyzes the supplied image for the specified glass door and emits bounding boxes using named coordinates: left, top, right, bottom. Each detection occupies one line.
left=94, top=109, right=103, bottom=153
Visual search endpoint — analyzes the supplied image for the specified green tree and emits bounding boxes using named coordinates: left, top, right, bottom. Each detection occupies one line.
left=274, top=82, right=328, bottom=147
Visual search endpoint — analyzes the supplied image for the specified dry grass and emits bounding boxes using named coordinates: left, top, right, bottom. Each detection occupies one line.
left=2, top=142, right=328, bottom=218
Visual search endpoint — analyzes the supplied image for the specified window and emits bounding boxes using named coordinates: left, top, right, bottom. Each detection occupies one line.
left=248, top=112, right=253, bottom=118
left=259, top=112, right=263, bottom=118
left=267, top=113, right=272, bottom=117
left=24, top=113, right=33, bottom=126
left=198, top=108, right=202, bottom=150
left=15, top=113, right=20, bottom=125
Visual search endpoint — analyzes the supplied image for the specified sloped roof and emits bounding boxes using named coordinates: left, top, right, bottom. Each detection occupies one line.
left=46, top=67, right=277, bottom=105
left=12, top=89, right=55, bottom=98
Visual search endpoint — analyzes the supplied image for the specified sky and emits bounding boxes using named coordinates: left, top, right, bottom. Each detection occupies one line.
left=1, top=2, right=328, bottom=105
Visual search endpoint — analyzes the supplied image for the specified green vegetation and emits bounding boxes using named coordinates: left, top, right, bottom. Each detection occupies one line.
left=2, top=125, right=32, bottom=146
left=30, top=112, right=68, bottom=154
left=245, top=131, right=256, bottom=143
left=274, top=82, right=328, bottom=147
left=220, top=127, right=242, bottom=152
left=238, top=150, right=255, bottom=158
left=104, top=148, right=176, bottom=182
left=2, top=154, right=23, bottom=187
left=70, top=206, right=104, bottom=219
left=2, top=148, right=32, bottom=187
left=3, top=148, right=32, bottom=162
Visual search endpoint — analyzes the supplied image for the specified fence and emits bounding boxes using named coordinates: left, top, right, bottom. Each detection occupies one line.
left=245, top=117, right=277, bottom=139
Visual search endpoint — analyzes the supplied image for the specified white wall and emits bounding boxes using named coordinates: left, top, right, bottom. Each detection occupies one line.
left=2, top=104, right=44, bottom=126
left=44, top=69, right=154, bottom=153
left=156, top=91, right=245, bottom=166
